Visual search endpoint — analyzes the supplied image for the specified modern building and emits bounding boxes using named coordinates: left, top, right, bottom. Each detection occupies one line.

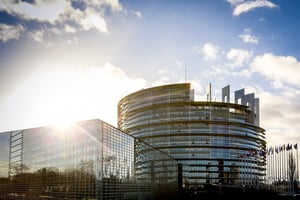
left=0, top=82, right=267, bottom=199
left=0, top=119, right=178, bottom=199
left=118, top=83, right=266, bottom=190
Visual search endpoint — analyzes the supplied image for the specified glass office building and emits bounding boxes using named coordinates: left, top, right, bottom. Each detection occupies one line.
left=118, top=83, right=266, bottom=189
left=0, top=119, right=178, bottom=199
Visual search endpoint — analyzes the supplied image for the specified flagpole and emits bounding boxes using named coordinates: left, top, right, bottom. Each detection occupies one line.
left=296, top=143, right=299, bottom=184
left=274, top=146, right=276, bottom=188
left=278, top=145, right=282, bottom=192
left=276, top=146, right=278, bottom=191
left=276, top=146, right=278, bottom=192
left=288, top=145, right=290, bottom=193
left=270, top=147, right=274, bottom=189
left=286, top=144, right=288, bottom=193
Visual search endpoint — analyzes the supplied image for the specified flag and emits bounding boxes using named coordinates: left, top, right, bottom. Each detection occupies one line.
left=275, top=146, right=278, bottom=153
left=288, top=143, right=292, bottom=151
left=251, top=149, right=257, bottom=156
left=258, top=149, right=266, bottom=156
left=267, top=147, right=272, bottom=155
left=271, top=146, right=274, bottom=155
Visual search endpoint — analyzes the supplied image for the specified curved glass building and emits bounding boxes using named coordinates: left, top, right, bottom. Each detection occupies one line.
left=118, top=83, right=266, bottom=190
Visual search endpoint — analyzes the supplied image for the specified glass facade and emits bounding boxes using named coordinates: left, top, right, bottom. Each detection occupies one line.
left=0, top=119, right=178, bottom=199
left=118, top=83, right=266, bottom=190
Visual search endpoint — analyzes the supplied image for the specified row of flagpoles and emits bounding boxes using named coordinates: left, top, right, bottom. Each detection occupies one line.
left=266, top=143, right=298, bottom=193
left=267, top=143, right=298, bottom=155
left=238, top=143, right=298, bottom=193
left=239, top=143, right=298, bottom=158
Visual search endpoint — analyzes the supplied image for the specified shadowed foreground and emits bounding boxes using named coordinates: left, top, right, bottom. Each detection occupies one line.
left=1, top=187, right=300, bottom=200
left=157, top=186, right=300, bottom=200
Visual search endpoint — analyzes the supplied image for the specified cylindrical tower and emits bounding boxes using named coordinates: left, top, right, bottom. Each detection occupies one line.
left=118, top=83, right=266, bottom=189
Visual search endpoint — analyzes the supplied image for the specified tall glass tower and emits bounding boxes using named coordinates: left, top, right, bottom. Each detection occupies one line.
left=118, top=83, right=266, bottom=190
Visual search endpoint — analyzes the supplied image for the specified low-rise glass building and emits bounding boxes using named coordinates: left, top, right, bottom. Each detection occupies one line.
left=0, top=119, right=178, bottom=199
left=118, top=83, right=266, bottom=189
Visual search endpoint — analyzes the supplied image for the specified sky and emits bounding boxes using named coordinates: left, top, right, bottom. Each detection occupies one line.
left=0, top=0, right=299, bottom=148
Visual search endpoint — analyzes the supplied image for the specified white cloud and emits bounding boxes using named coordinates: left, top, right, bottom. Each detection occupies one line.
left=0, top=23, right=25, bottom=42
left=64, top=24, right=77, bottom=33
left=226, top=0, right=278, bottom=16
left=0, top=0, right=125, bottom=42
left=250, top=53, right=300, bottom=88
left=257, top=89, right=300, bottom=147
left=104, top=0, right=123, bottom=11
left=0, top=0, right=68, bottom=23
left=50, top=4, right=109, bottom=34
left=0, top=62, right=146, bottom=131
left=196, top=46, right=254, bottom=79
left=133, top=11, right=142, bottom=18
left=79, top=8, right=108, bottom=33
left=47, top=27, right=62, bottom=35
left=200, top=43, right=219, bottom=61
left=0, top=0, right=123, bottom=23
left=57, top=4, right=111, bottom=34
left=28, top=27, right=65, bottom=43
left=234, top=85, right=300, bottom=147
left=29, top=29, right=45, bottom=42
left=239, top=28, right=259, bottom=44
left=202, top=65, right=250, bottom=80
left=226, top=0, right=245, bottom=6
left=83, top=0, right=122, bottom=11
left=227, top=48, right=253, bottom=67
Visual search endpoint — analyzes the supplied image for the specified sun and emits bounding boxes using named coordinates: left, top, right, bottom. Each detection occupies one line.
left=30, top=69, right=94, bottom=129
left=15, top=64, right=138, bottom=132
left=51, top=116, right=77, bottom=130
left=44, top=93, right=87, bottom=130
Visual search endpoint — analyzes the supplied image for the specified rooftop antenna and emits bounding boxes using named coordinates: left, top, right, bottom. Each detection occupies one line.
left=206, top=83, right=211, bottom=102
left=185, top=66, right=187, bottom=83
